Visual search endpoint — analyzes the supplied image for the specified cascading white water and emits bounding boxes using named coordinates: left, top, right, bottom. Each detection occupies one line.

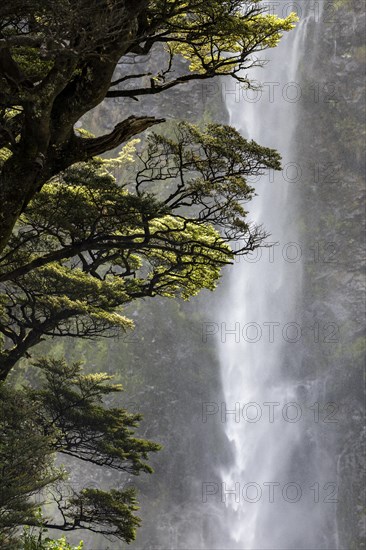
left=216, top=3, right=338, bottom=549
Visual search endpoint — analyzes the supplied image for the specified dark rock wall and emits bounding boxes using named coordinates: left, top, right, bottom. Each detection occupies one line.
left=297, top=2, right=365, bottom=547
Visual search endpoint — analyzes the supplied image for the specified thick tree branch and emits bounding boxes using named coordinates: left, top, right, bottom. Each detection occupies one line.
left=106, top=72, right=213, bottom=98
left=79, top=115, right=165, bottom=160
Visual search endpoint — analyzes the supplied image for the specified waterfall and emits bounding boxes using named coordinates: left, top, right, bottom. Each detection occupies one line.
left=215, top=3, right=338, bottom=549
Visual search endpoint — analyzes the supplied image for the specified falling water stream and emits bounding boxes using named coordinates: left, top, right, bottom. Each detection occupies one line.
left=216, top=3, right=338, bottom=549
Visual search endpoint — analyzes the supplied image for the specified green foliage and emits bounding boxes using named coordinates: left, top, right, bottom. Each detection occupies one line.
left=0, top=386, right=61, bottom=547
left=167, top=2, right=298, bottom=75
left=68, top=488, right=140, bottom=544
left=32, top=358, right=161, bottom=475
left=0, top=358, right=160, bottom=544
left=0, top=122, right=280, bottom=373
left=21, top=520, right=83, bottom=550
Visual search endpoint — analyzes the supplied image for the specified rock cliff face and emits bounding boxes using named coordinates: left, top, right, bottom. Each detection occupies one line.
left=85, top=52, right=224, bottom=136
left=296, top=1, right=365, bottom=547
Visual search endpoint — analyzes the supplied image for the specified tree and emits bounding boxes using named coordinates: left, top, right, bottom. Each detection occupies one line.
left=0, top=358, right=161, bottom=544
left=0, top=384, right=60, bottom=548
left=0, top=0, right=297, bottom=253
left=21, top=525, right=84, bottom=550
left=0, top=122, right=281, bottom=378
